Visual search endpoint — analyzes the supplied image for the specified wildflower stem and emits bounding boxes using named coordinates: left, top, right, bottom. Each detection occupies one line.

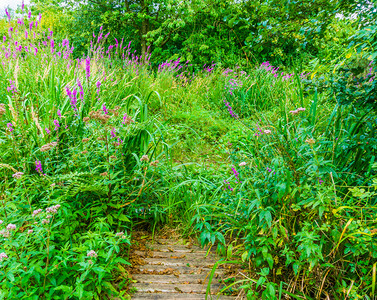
left=42, top=227, right=51, bottom=298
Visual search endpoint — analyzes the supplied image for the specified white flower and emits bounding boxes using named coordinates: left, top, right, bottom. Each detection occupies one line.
left=264, top=130, right=271, bottom=134
left=239, top=162, right=247, bottom=167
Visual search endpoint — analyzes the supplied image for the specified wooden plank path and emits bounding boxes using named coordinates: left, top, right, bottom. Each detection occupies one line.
left=129, top=237, right=240, bottom=300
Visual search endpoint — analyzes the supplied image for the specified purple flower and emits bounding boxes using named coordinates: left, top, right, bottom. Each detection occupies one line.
left=223, top=180, right=233, bottom=191
left=77, top=79, right=84, bottom=101
left=85, top=57, right=90, bottom=79
left=57, top=109, right=62, bottom=119
left=110, top=128, right=116, bottom=138
left=7, top=80, right=17, bottom=94
left=66, top=87, right=78, bottom=112
left=96, top=81, right=101, bottom=95
left=102, top=104, right=108, bottom=114
left=53, top=120, right=60, bottom=131
left=35, top=161, right=43, bottom=174
left=5, top=9, right=10, bottom=22
left=232, top=167, right=239, bottom=180
left=223, top=100, right=238, bottom=119
left=7, top=123, right=14, bottom=132
left=45, top=128, right=51, bottom=134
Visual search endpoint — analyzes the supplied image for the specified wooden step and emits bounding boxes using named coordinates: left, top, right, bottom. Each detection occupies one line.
left=131, top=293, right=236, bottom=299
left=135, top=250, right=217, bottom=260
left=137, top=264, right=225, bottom=275
left=132, top=274, right=220, bottom=284
left=145, top=244, right=209, bottom=253
left=132, top=282, right=223, bottom=294
left=143, top=257, right=218, bottom=268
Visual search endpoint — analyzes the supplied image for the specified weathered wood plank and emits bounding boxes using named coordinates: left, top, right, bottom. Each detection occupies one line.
left=134, top=250, right=217, bottom=260
left=132, top=274, right=220, bottom=284
left=144, top=257, right=218, bottom=268
left=145, top=244, right=207, bottom=253
left=136, top=264, right=225, bottom=275
left=131, top=293, right=236, bottom=299
left=132, top=282, right=223, bottom=294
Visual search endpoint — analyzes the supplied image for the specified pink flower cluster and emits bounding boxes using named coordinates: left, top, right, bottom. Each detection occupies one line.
left=6, top=224, right=16, bottom=230
left=12, top=172, right=24, bottom=179
left=289, top=107, right=306, bottom=115
left=116, top=231, right=127, bottom=239
left=87, top=250, right=97, bottom=258
left=32, top=209, right=43, bottom=217
left=46, top=204, right=61, bottom=214
left=0, top=252, right=8, bottom=261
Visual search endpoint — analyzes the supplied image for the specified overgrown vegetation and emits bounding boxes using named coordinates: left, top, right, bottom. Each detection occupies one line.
left=0, top=1, right=376, bottom=299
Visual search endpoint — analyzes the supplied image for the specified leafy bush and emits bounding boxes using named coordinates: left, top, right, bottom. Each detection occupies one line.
left=190, top=67, right=377, bottom=298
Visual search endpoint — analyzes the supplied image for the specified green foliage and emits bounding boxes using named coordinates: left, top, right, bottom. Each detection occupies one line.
left=1, top=2, right=377, bottom=299
left=0, top=11, right=162, bottom=299
left=23, top=0, right=358, bottom=67
left=189, top=68, right=377, bottom=298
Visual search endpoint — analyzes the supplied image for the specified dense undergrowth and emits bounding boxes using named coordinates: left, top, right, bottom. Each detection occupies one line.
left=0, top=9, right=377, bottom=300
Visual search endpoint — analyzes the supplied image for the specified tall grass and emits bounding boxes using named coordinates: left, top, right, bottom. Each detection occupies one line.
left=0, top=9, right=376, bottom=300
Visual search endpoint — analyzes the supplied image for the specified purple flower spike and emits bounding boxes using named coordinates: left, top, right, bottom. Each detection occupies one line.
left=85, top=57, right=90, bottom=79
left=102, top=104, right=108, bottom=114
left=7, top=123, right=14, bottom=132
left=35, top=161, right=43, bottom=174
left=232, top=167, right=239, bottom=180
left=111, top=128, right=116, bottom=138
left=96, top=81, right=101, bottom=95
left=53, top=120, right=60, bottom=131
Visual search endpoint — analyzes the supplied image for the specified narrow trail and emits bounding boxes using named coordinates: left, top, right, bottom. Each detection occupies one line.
left=128, top=231, right=244, bottom=299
